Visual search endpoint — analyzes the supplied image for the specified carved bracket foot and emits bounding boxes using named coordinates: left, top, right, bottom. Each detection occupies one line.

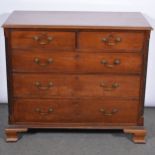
left=5, top=128, right=28, bottom=142
left=124, top=128, right=146, bottom=143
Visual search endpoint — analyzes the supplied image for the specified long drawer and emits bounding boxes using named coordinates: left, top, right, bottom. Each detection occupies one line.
left=10, top=30, right=76, bottom=50
left=11, top=50, right=142, bottom=74
left=79, top=31, right=144, bottom=51
left=12, top=99, right=138, bottom=125
left=12, top=74, right=140, bottom=98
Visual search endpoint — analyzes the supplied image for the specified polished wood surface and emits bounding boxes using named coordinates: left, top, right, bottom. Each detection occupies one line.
left=5, top=128, right=28, bottom=142
left=11, top=50, right=142, bottom=74
left=12, top=74, right=140, bottom=98
left=79, top=31, right=145, bottom=51
left=11, top=31, right=75, bottom=50
left=4, top=11, right=152, bottom=143
left=124, top=128, right=147, bottom=143
left=12, top=99, right=138, bottom=124
left=3, top=11, right=152, bottom=30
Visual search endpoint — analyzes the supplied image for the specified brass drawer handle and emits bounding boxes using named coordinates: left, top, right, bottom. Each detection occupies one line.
left=101, top=35, right=121, bottom=46
left=35, top=81, right=53, bottom=90
left=34, top=58, right=53, bottom=66
left=33, top=35, right=53, bottom=45
left=100, top=82, right=119, bottom=91
left=101, top=59, right=121, bottom=68
left=35, top=107, right=53, bottom=115
left=100, top=108, right=118, bottom=116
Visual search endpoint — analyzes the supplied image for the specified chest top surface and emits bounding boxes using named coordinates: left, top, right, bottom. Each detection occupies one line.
left=3, top=11, right=152, bottom=30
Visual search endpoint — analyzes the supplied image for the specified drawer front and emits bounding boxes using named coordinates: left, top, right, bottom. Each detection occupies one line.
left=13, top=99, right=78, bottom=123
left=79, top=31, right=144, bottom=51
left=12, top=50, right=142, bottom=74
left=12, top=74, right=140, bottom=98
left=10, top=31, right=75, bottom=50
left=13, top=99, right=138, bottom=124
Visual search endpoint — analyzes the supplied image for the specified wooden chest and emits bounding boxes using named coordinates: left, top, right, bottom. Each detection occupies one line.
left=3, top=11, right=152, bottom=143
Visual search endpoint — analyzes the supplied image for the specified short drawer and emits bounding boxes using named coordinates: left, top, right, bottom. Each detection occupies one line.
left=10, top=30, right=76, bottom=50
left=12, top=50, right=142, bottom=74
left=12, top=99, right=138, bottom=125
left=12, top=74, right=140, bottom=98
left=79, top=31, right=144, bottom=51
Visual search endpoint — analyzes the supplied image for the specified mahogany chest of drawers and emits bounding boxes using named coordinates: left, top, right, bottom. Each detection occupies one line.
left=3, top=11, right=152, bottom=143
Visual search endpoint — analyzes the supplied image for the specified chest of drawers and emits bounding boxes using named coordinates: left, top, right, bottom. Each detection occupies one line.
left=3, top=11, right=152, bottom=143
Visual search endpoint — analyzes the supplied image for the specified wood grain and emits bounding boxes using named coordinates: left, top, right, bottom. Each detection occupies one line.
left=10, top=30, right=75, bottom=50
left=12, top=99, right=139, bottom=124
left=3, top=11, right=152, bottom=143
left=79, top=31, right=145, bottom=51
left=3, top=11, right=152, bottom=30
left=11, top=50, right=142, bottom=74
left=12, top=74, right=141, bottom=98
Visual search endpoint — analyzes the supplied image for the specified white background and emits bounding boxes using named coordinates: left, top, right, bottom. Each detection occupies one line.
left=0, top=0, right=155, bottom=106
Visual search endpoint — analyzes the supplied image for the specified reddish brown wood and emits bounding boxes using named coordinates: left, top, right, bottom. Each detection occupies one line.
left=5, top=128, right=28, bottom=142
left=138, top=31, right=151, bottom=126
left=11, top=50, right=142, bottom=74
left=12, top=99, right=139, bottom=124
left=79, top=31, right=145, bottom=51
left=3, top=11, right=152, bottom=30
left=10, top=30, right=76, bottom=50
left=12, top=74, right=141, bottom=98
left=3, top=11, right=152, bottom=143
left=124, top=128, right=146, bottom=143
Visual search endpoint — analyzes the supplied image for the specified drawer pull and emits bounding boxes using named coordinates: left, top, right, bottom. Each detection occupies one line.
left=35, top=108, right=53, bottom=115
left=34, top=58, right=53, bottom=66
left=101, top=59, right=121, bottom=68
left=35, top=81, right=53, bottom=90
left=100, top=108, right=118, bottom=116
left=101, top=35, right=121, bottom=46
left=33, top=35, right=53, bottom=45
left=100, top=82, right=119, bottom=91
